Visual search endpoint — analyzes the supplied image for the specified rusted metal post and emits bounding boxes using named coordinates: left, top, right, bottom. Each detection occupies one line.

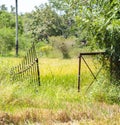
left=36, top=58, right=40, bottom=86
left=78, top=54, right=81, bottom=92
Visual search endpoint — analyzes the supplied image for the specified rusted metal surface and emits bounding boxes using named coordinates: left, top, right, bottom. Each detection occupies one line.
left=78, top=54, right=81, bottom=92
left=78, top=52, right=105, bottom=56
left=78, top=52, right=105, bottom=92
left=10, top=43, right=40, bottom=85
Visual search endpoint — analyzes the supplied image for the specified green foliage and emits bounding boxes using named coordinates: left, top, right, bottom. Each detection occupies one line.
left=18, top=34, right=32, bottom=51
left=0, top=10, right=15, bottom=29
left=0, top=1, right=120, bottom=123
left=49, top=36, right=76, bottom=58
left=49, top=0, right=77, bottom=38
left=69, top=0, right=120, bottom=81
left=29, top=4, right=63, bottom=42
left=92, top=80, right=120, bottom=105
left=39, top=45, right=53, bottom=56
left=105, top=20, right=120, bottom=80
left=0, top=28, right=15, bottom=55
left=0, top=6, right=25, bottom=56
left=0, top=9, right=23, bottom=35
left=22, top=13, right=33, bottom=35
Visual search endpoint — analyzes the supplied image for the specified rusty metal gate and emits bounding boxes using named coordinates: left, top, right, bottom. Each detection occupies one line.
left=10, top=42, right=40, bottom=85
left=78, top=52, right=105, bottom=92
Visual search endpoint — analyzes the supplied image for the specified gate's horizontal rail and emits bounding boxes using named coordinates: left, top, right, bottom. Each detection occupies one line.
left=79, top=52, right=105, bottom=57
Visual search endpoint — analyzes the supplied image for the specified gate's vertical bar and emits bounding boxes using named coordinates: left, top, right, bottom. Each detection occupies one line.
left=36, top=58, right=40, bottom=86
left=78, top=54, right=81, bottom=92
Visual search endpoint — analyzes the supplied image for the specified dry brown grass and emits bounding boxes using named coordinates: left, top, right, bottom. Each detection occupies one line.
left=0, top=102, right=119, bottom=125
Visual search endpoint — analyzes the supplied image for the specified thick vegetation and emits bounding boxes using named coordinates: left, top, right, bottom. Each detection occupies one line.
left=0, top=58, right=120, bottom=124
left=0, top=0, right=120, bottom=124
left=0, top=1, right=120, bottom=80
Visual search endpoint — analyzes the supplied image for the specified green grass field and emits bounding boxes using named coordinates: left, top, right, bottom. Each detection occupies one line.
left=0, top=57, right=120, bottom=125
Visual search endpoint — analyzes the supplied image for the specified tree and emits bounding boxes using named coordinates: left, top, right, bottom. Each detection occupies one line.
left=28, top=4, right=64, bottom=42
left=49, top=0, right=77, bottom=37
left=10, top=5, right=15, bottom=14
left=0, top=4, right=7, bottom=11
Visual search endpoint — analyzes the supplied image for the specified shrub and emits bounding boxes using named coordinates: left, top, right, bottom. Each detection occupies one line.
left=49, top=36, right=76, bottom=59
left=39, top=45, right=53, bottom=56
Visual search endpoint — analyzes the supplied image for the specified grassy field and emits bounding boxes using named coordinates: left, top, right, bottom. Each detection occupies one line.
left=0, top=57, right=120, bottom=125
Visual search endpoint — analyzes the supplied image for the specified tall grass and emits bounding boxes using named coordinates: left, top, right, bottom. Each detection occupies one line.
left=0, top=57, right=119, bottom=124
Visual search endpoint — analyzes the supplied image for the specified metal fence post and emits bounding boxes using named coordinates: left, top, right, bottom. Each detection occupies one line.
left=78, top=54, right=81, bottom=92
left=36, top=58, right=40, bottom=86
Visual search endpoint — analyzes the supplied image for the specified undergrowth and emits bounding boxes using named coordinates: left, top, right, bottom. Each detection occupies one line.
left=0, top=57, right=119, bottom=124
